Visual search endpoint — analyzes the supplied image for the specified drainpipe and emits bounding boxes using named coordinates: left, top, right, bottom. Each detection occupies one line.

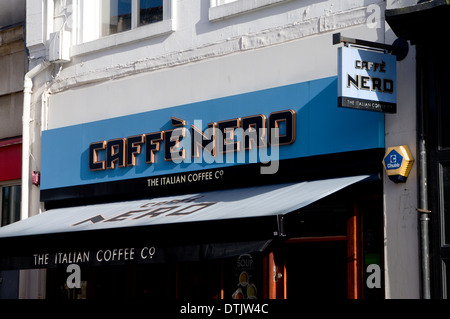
left=418, top=135, right=431, bottom=299
left=21, top=61, right=51, bottom=220
left=416, top=44, right=431, bottom=299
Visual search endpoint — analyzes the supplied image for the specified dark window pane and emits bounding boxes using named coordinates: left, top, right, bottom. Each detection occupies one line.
left=435, top=54, right=450, bottom=148
left=1, top=185, right=21, bottom=226
left=443, top=164, right=450, bottom=244
left=177, top=260, right=222, bottom=299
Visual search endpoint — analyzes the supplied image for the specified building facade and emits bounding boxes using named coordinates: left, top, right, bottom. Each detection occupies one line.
left=0, top=0, right=424, bottom=300
left=387, top=0, right=450, bottom=299
left=0, top=0, right=26, bottom=299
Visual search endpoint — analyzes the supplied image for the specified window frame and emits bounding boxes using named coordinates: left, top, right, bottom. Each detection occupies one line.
left=72, top=0, right=174, bottom=57
left=0, top=180, right=21, bottom=227
left=209, top=0, right=294, bottom=21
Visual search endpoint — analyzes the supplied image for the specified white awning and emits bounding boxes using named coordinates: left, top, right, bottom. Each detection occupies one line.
left=0, top=175, right=370, bottom=239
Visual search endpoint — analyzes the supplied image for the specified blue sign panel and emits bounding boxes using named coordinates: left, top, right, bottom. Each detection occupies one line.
left=41, top=76, right=384, bottom=193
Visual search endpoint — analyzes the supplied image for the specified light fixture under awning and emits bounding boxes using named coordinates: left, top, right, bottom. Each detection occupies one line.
left=0, top=175, right=371, bottom=239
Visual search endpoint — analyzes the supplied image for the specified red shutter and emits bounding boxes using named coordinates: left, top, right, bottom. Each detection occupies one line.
left=0, top=137, right=22, bottom=181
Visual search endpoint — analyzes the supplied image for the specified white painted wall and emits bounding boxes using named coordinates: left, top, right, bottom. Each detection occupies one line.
left=382, top=0, right=420, bottom=299
left=47, top=26, right=383, bottom=129
left=46, top=0, right=385, bottom=128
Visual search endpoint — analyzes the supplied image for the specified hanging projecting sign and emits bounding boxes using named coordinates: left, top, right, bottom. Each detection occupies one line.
left=338, top=46, right=396, bottom=113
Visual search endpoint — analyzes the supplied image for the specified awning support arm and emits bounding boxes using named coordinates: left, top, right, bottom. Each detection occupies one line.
left=276, top=215, right=286, bottom=237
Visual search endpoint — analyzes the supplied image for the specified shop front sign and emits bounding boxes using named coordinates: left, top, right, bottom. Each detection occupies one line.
left=41, top=76, right=385, bottom=201
left=338, top=46, right=397, bottom=113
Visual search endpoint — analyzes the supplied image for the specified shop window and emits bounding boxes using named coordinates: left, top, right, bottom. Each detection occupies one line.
left=284, top=241, right=348, bottom=299
left=224, top=254, right=263, bottom=299
left=135, top=263, right=175, bottom=299
left=177, top=260, right=223, bottom=299
left=46, top=266, right=88, bottom=300
left=45, top=254, right=266, bottom=300
left=209, top=0, right=292, bottom=21
left=74, top=0, right=174, bottom=56
left=170, top=255, right=264, bottom=299
left=0, top=183, right=21, bottom=227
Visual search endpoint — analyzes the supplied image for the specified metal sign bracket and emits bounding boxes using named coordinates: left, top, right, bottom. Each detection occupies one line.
left=333, top=32, right=408, bottom=61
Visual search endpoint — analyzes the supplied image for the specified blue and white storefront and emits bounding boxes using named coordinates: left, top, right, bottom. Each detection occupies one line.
left=0, top=24, right=395, bottom=300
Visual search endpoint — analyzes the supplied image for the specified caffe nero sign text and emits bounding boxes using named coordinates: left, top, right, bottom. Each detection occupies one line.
left=88, top=110, right=295, bottom=173
left=338, top=46, right=397, bottom=113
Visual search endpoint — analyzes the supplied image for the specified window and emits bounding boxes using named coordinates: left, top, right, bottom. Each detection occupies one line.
left=0, top=183, right=21, bottom=227
left=46, top=254, right=265, bottom=299
left=211, top=0, right=237, bottom=5
left=74, top=0, right=173, bottom=56
left=139, top=0, right=163, bottom=26
left=101, top=0, right=163, bottom=37
left=102, top=0, right=132, bottom=36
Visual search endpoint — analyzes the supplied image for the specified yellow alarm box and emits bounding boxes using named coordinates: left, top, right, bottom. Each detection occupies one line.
left=382, top=145, right=414, bottom=183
